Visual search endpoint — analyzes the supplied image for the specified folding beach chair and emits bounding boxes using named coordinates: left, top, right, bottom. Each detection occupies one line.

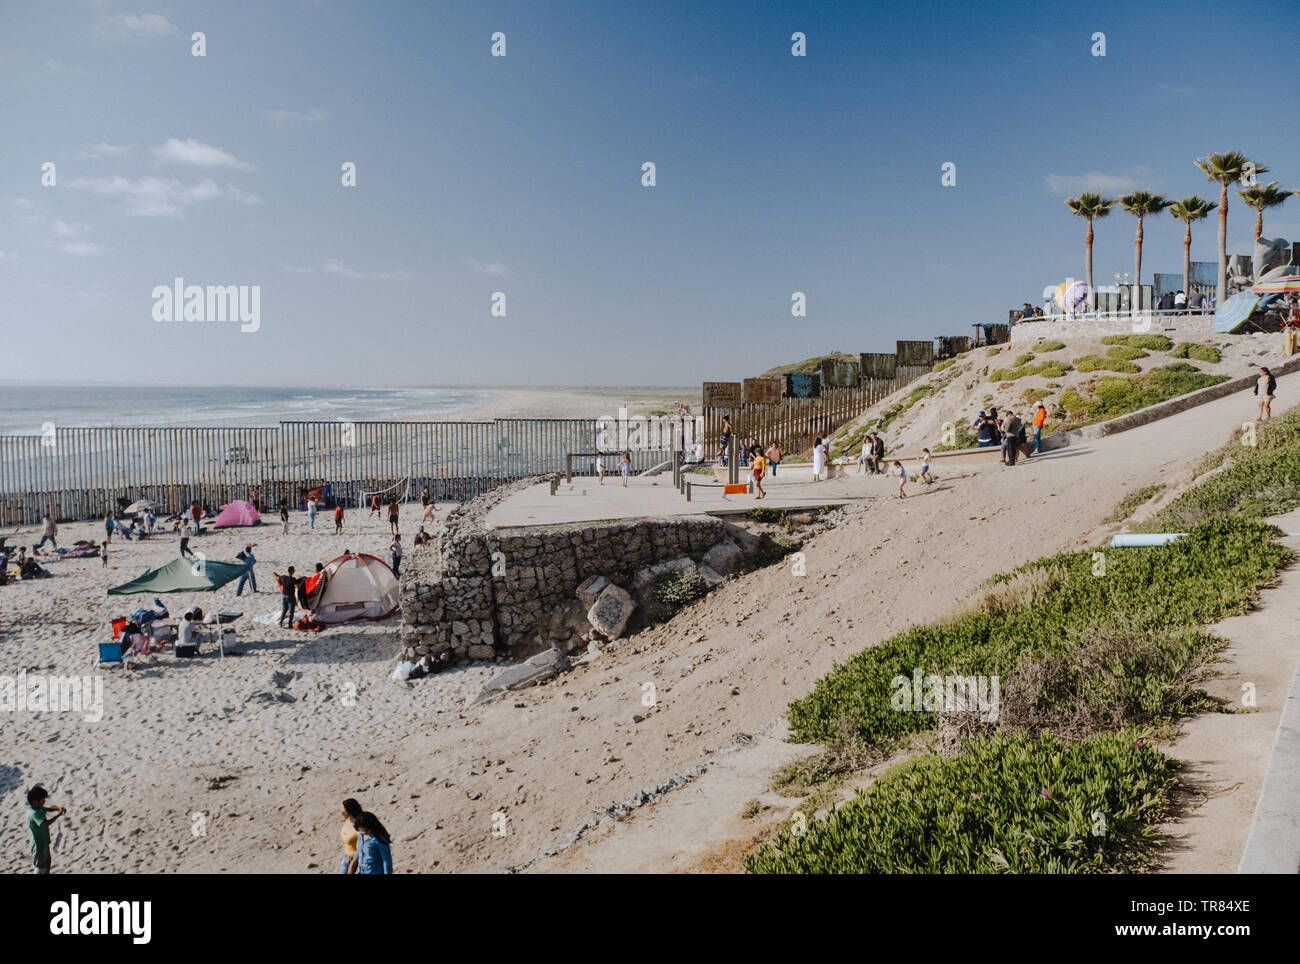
left=95, top=641, right=127, bottom=670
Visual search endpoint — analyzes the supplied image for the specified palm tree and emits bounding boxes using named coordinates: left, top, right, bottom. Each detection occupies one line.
left=1119, top=192, right=1172, bottom=301
left=1065, top=192, right=1117, bottom=310
left=1236, top=182, right=1291, bottom=242
left=1169, top=196, right=1216, bottom=308
left=1195, top=152, right=1268, bottom=305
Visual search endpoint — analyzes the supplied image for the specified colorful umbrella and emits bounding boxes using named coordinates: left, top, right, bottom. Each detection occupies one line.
left=1252, top=274, right=1300, bottom=294
left=1213, top=291, right=1262, bottom=333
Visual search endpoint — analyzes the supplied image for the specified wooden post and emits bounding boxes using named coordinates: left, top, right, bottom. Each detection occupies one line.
left=565, top=453, right=572, bottom=484
left=686, top=481, right=692, bottom=502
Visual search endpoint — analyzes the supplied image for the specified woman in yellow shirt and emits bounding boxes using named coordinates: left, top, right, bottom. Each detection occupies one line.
left=339, top=798, right=363, bottom=874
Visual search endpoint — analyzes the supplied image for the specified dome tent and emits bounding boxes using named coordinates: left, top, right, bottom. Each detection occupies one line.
left=304, top=552, right=399, bottom=624
left=213, top=500, right=261, bottom=528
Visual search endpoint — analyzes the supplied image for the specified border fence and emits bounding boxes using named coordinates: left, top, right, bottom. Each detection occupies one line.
left=0, top=417, right=689, bottom=526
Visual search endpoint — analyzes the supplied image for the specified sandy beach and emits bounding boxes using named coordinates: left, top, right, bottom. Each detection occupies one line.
left=2, top=368, right=1293, bottom=873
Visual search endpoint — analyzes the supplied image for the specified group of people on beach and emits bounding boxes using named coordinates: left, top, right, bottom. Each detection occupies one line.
left=23, top=782, right=395, bottom=874
left=973, top=403, right=1046, bottom=466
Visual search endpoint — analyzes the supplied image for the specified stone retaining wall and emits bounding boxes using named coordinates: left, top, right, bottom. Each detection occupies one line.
left=399, top=477, right=732, bottom=662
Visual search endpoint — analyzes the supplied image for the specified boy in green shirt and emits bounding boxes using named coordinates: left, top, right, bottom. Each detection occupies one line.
left=27, top=785, right=66, bottom=874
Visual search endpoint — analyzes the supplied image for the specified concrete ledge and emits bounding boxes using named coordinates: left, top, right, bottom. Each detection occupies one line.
left=1238, top=659, right=1300, bottom=873
left=1043, top=353, right=1300, bottom=452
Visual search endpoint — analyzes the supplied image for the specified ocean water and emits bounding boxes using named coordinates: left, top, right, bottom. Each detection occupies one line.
left=0, top=385, right=495, bottom=435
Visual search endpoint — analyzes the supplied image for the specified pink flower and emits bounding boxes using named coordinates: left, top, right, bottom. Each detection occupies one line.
left=1039, top=788, right=1051, bottom=799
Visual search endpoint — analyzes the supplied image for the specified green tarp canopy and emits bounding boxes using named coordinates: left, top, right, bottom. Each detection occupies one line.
left=108, top=557, right=247, bottom=595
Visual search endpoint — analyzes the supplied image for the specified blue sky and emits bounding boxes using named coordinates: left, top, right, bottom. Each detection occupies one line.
left=2, top=0, right=1296, bottom=387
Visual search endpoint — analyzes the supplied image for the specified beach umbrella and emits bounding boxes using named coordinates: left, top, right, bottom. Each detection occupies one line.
left=1252, top=274, right=1300, bottom=295
left=108, top=556, right=246, bottom=595
left=1063, top=280, right=1089, bottom=313
left=125, top=499, right=162, bottom=514
left=1213, top=291, right=1263, bottom=333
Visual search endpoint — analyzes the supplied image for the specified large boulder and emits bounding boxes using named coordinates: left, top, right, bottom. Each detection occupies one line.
left=588, top=584, right=635, bottom=640
left=474, top=646, right=571, bottom=703
left=576, top=574, right=608, bottom=608
left=702, top=540, right=744, bottom=576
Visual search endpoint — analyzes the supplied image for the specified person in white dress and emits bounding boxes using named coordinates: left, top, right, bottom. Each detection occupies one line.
left=811, top=436, right=825, bottom=482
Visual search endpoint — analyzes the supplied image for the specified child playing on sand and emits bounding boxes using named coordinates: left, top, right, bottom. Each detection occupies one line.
left=919, top=448, right=933, bottom=485
left=100, top=541, right=108, bottom=568
left=893, top=460, right=908, bottom=498
left=334, top=504, right=345, bottom=535
left=620, top=452, right=631, bottom=487
left=422, top=499, right=436, bottom=524
left=27, top=785, right=66, bottom=874
left=280, top=505, right=289, bottom=535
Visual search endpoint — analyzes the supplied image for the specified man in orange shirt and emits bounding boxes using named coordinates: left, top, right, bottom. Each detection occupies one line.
left=1031, top=403, right=1048, bottom=455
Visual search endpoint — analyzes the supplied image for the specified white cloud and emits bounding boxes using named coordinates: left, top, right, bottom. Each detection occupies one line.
left=262, top=108, right=328, bottom=126
left=151, top=138, right=254, bottom=171
left=69, top=175, right=259, bottom=217
left=61, top=241, right=106, bottom=256
left=98, top=13, right=180, bottom=39
left=51, top=220, right=87, bottom=238
left=81, top=142, right=134, bottom=158
left=283, top=259, right=408, bottom=280
left=470, top=260, right=508, bottom=276
left=1044, top=171, right=1144, bottom=196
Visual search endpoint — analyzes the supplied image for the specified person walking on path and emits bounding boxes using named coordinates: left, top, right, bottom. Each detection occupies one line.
left=620, top=452, right=631, bottom=487
left=1255, top=366, right=1277, bottom=421
left=27, top=785, right=65, bottom=874
left=390, top=534, right=403, bottom=578
left=280, top=504, right=289, bottom=535
left=1032, top=403, right=1048, bottom=454
left=919, top=448, right=934, bottom=484
left=334, top=504, right=345, bottom=535
left=892, top=460, right=908, bottom=498
left=275, top=566, right=299, bottom=627
left=1003, top=411, right=1023, bottom=466
left=235, top=544, right=258, bottom=596
left=765, top=442, right=782, bottom=476
left=36, top=514, right=57, bottom=552
left=387, top=499, right=400, bottom=536
left=596, top=451, right=606, bottom=484
left=354, top=811, right=393, bottom=874
left=307, top=497, right=317, bottom=530
left=339, top=799, right=363, bottom=874
left=752, top=451, right=767, bottom=499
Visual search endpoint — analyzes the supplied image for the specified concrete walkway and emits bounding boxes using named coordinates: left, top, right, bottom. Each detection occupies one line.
left=484, top=464, right=910, bottom=528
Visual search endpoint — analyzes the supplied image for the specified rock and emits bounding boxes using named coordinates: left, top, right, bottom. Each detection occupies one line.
left=702, top=540, right=744, bottom=575
left=576, top=574, right=608, bottom=608
left=587, top=584, right=635, bottom=640
left=525, top=646, right=571, bottom=671
left=696, top=563, right=724, bottom=587
left=587, top=640, right=603, bottom=658
left=468, top=644, right=495, bottom=660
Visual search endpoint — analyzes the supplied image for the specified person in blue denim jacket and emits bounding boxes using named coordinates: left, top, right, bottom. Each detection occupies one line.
left=354, top=811, right=393, bottom=874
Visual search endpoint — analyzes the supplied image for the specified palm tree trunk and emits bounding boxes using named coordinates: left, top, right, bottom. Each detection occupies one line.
left=1086, top=219, right=1095, bottom=311
left=1134, top=215, right=1144, bottom=311
left=1255, top=208, right=1263, bottom=242
left=1216, top=183, right=1228, bottom=305
left=1183, top=222, right=1192, bottom=308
